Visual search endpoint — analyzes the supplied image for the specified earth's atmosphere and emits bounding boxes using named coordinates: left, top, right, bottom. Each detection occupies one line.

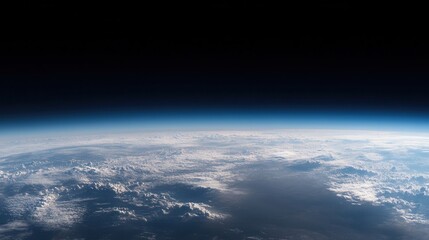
left=1, top=129, right=429, bottom=239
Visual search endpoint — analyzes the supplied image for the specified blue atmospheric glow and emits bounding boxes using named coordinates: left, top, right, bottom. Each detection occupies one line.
left=1, top=109, right=429, bottom=138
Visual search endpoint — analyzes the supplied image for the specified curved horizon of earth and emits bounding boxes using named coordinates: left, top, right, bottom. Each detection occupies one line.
left=1, top=129, right=429, bottom=239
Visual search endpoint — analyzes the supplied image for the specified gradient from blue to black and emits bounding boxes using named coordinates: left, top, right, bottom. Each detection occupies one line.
left=0, top=4, right=428, bottom=123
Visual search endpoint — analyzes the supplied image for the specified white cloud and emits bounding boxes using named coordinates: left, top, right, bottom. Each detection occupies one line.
left=31, top=193, right=85, bottom=229
left=1, top=129, right=429, bottom=228
left=0, top=221, right=31, bottom=240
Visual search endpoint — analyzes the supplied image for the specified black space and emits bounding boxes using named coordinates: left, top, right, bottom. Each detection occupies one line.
left=1, top=3, right=428, bottom=118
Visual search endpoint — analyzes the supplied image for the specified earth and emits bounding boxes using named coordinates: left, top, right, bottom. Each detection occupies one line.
left=1, top=129, right=429, bottom=239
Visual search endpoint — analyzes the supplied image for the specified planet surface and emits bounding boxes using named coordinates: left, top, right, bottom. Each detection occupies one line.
left=1, top=129, right=429, bottom=239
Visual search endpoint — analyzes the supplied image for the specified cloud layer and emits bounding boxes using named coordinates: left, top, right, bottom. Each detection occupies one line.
left=0, top=129, right=429, bottom=238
